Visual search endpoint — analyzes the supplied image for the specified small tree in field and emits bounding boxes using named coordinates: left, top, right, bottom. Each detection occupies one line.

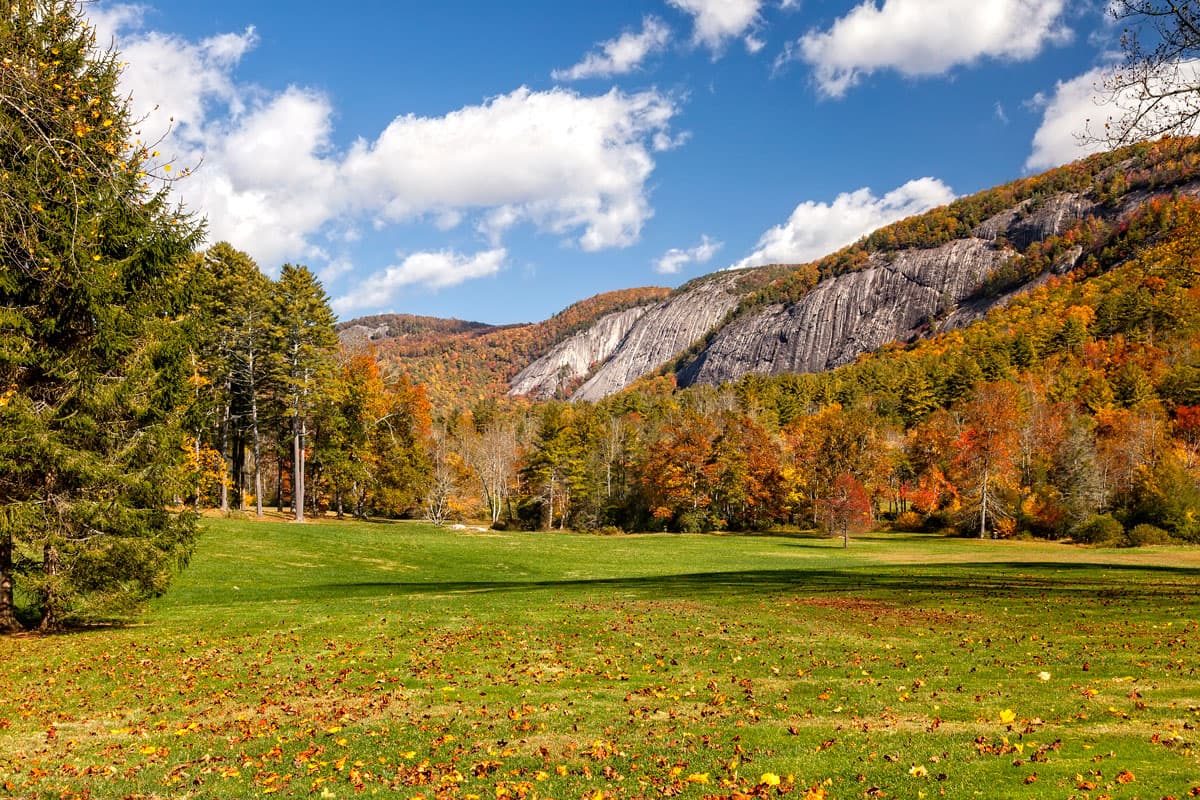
left=818, top=473, right=872, bottom=548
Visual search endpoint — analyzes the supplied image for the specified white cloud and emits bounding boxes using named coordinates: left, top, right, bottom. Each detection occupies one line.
left=667, top=0, right=764, bottom=54
left=341, top=87, right=678, bottom=253
left=733, top=178, right=956, bottom=269
left=1026, top=61, right=1200, bottom=171
left=795, top=0, right=1071, bottom=98
left=92, top=4, right=682, bottom=280
left=332, top=249, right=507, bottom=315
left=655, top=234, right=723, bottom=274
left=1025, top=68, right=1110, bottom=171
left=553, top=16, right=671, bottom=81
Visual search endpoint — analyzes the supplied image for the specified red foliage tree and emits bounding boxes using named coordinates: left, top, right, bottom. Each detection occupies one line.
left=819, top=473, right=873, bottom=547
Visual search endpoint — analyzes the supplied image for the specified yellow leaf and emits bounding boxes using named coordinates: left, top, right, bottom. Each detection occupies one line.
left=760, top=772, right=781, bottom=786
left=999, top=708, right=1016, bottom=724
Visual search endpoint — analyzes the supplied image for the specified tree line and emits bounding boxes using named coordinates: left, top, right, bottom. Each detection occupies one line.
left=181, top=244, right=431, bottom=523
left=422, top=193, right=1200, bottom=547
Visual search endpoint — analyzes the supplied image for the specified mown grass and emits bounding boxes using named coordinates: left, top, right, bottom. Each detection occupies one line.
left=1, top=519, right=1198, bottom=799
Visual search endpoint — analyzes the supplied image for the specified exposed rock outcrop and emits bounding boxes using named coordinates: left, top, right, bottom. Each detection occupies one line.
left=338, top=322, right=393, bottom=346
left=571, top=274, right=744, bottom=402
left=678, top=238, right=1018, bottom=387
left=973, top=192, right=1097, bottom=249
left=509, top=306, right=651, bottom=398
left=677, top=182, right=1200, bottom=390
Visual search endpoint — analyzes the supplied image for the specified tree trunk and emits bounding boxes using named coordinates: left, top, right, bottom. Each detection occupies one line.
left=38, top=543, right=61, bottom=633
left=219, top=388, right=230, bottom=513
left=250, top=373, right=263, bottom=518
left=294, top=419, right=306, bottom=523
left=233, top=427, right=245, bottom=511
left=979, top=465, right=989, bottom=539
left=0, top=533, right=23, bottom=633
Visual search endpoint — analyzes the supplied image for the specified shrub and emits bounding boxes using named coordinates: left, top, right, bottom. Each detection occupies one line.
left=893, top=511, right=926, bottom=532
left=1074, top=514, right=1125, bottom=546
left=1127, top=523, right=1172, bottom=547
left=675, top=510, right=713, bottom=533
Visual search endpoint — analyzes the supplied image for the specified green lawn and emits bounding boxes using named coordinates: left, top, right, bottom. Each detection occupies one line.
left=1, top=519, right=1198, bottom=799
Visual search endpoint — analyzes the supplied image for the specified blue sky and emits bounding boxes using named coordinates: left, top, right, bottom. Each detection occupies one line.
left=91, top=1, right=1124, bottom=324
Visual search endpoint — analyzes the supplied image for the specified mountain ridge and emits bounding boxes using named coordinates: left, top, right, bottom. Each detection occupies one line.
left=340, top=138, right=1200, bottom=409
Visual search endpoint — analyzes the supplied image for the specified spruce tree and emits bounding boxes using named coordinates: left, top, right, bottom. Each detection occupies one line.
left=0, top=1, right=202, bottom=631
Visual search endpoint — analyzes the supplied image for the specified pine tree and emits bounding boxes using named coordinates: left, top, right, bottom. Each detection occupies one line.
left=0, top=1, right=202, bottom=631
left=190, top=244, right=273, bottom=516
left=272, top=264, right=337, bottom=523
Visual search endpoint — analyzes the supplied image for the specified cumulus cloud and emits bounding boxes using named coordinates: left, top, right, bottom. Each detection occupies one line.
left=795, top=0, right=1072, bottom=98
left=1026, top=61, right=1200, bottom=171
left=654, top=235, right=723, bottom=274
left=332, top=249, right=507, bottom=315
left=340, top=87, right=678, bottom=252
left=733, top=178, right=956, bottom=269
left=667, top=0, right=764, bottom=54
left=92, top=4, right=682, bottom=291
left=553, top=16, right=671, bottom=81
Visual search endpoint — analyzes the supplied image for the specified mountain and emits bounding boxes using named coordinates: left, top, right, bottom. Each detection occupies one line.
left=337, top=287, right=670, bottom=409
left=342, top=138, right=1200, bottom=409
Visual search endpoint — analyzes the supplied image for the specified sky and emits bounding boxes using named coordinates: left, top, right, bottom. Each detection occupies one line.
left=88, top=1, right=1135, bottom=324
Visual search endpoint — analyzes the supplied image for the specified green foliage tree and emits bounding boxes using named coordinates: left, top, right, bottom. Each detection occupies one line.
left=272, top=264, right=338, bottom=523
left=0, top=1, right=202, bottom=631
left=189, top=243, right=273, bottom=515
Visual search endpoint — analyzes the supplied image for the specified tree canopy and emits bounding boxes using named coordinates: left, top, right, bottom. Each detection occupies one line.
left=0, top=0, right=203, bottom=630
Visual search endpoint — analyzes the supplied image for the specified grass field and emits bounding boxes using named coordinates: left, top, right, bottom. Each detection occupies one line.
left=1, top=519, right=1198, bottom=800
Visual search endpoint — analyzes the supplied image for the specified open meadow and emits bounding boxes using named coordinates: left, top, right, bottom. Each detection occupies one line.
left=1, top=520, right=1198, bottom=800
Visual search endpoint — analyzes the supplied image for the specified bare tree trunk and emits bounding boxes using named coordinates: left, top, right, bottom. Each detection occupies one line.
left=0, top=533, right=23, bottom=633
left=38, top=544, right=60, bottom=632
left=249, top=358, right=263, bottom=518
left=979, top=465, right=989, bottom=539
left=219, top=390, right=230, bottom=513
left=294, top=418, right=306, bottom=523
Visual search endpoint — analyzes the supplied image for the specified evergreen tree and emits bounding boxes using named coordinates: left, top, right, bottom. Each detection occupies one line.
left=0, top=1, right=202, bottom=631
left=272, top=264, right=337, bottom=522
left=188, top=244, right=274, bottom=514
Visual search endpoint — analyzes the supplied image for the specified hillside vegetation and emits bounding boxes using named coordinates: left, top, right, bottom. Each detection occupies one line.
left=357, top=287, right=671, bottom=409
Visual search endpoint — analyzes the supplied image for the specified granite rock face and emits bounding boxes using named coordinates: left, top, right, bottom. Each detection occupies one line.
left=973, top=192, right=1097, bottom=249
left=675, top=188, right=1151, bottom=389
left=569, top=274, right=743, bottom=402
left=678, top=238, right=1015, bottom=386
left=508, top=306, right=650, bottom=398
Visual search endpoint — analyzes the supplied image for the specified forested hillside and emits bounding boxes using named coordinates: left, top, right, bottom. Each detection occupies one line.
left=297, top=139, right=1200, bottom=549
left=403, top=143, right=1200, bottom=547
left=343, top=287, right=671, bottom=408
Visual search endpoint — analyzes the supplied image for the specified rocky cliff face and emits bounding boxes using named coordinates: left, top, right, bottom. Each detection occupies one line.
left=570, top=274, right=744, bottom=402
left=509, top=306, right=650, bottom=398
left=677, top=239, right=1007, bottom=386
left=678, top=194, right=1100, bottom=388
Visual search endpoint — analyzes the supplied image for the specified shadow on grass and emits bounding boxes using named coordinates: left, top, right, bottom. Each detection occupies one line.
left=293, top=560, right=1200, bottom=605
